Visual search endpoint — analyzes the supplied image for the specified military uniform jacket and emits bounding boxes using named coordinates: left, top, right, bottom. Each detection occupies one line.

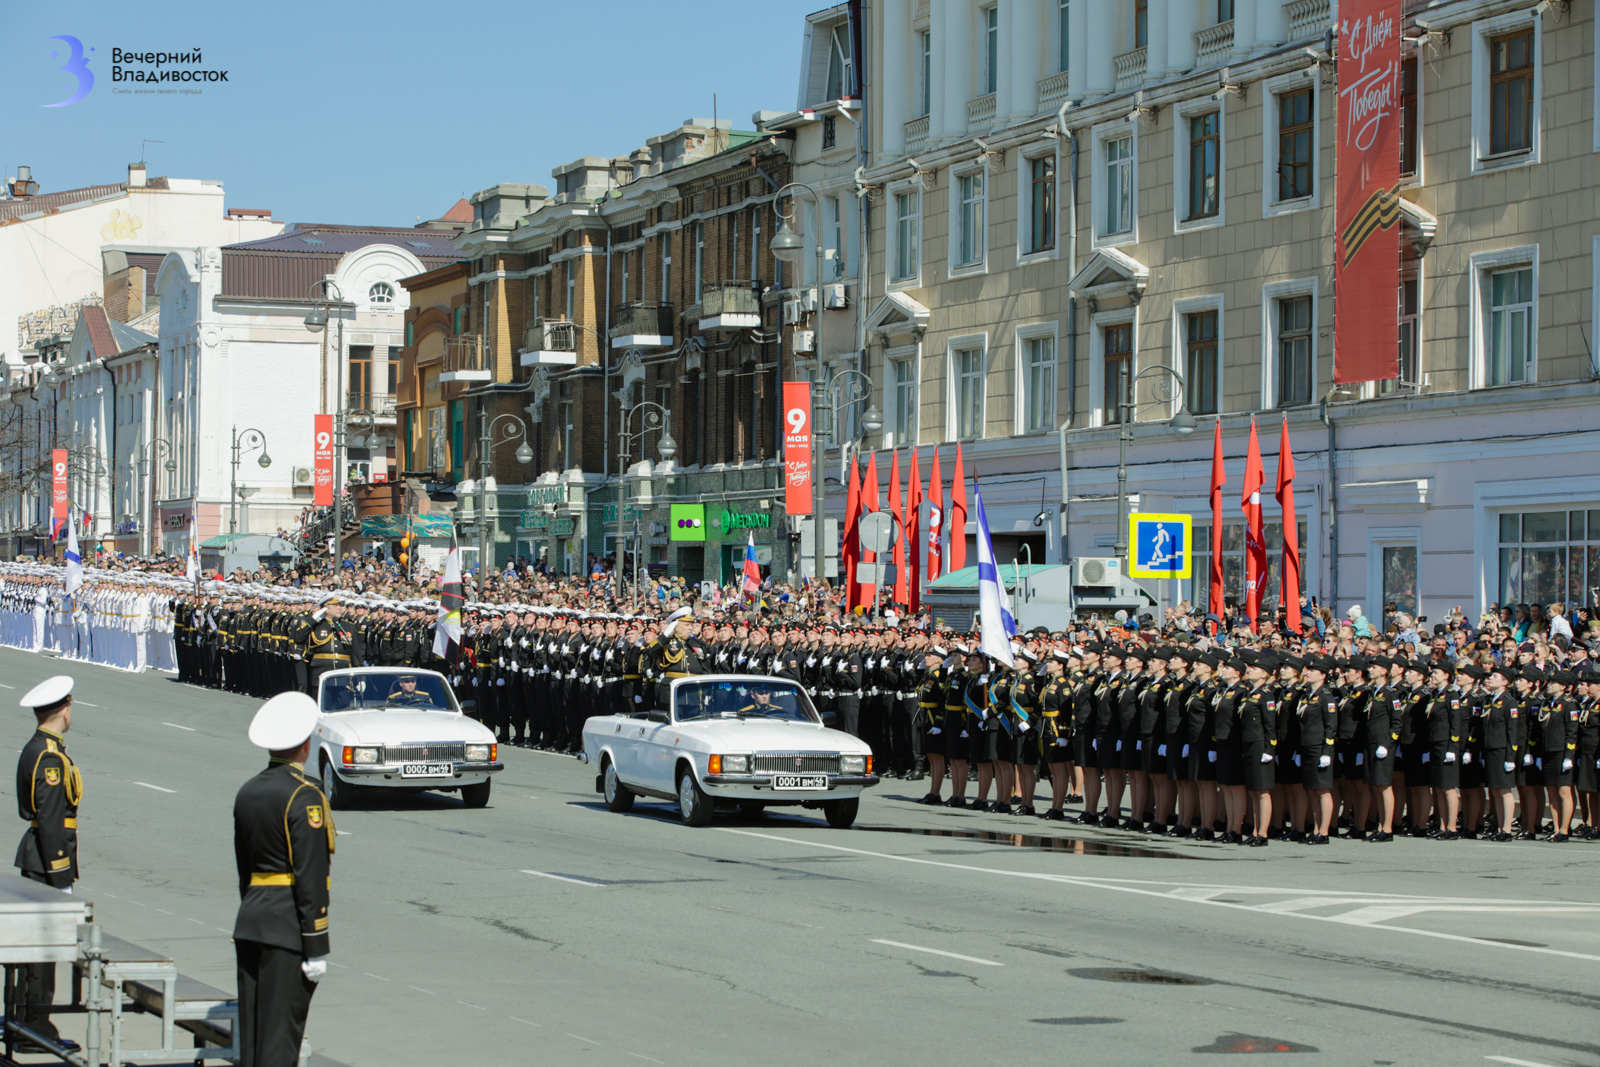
left=1365, top=684, right=1403, bottom=746
left=1298, top=686, right=1339, bottom=763
left=1424, top=688, right=1465, bottom=751
left=1533, top=696, right=1578, bottom=758
left=1237, top=684, right=1279, bottom=746
left=232, top=760, right=334, bottom=957
left=14, top=727, right=82, bottom=888
left=305, top=620, right=353, bottom=666
left=1039, top=676, right=1070, bottom=745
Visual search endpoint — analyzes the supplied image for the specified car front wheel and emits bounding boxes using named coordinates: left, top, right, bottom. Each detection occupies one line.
left=320, top=754, right=352, bottom=810
left=603, top=760, right=634, bottom=813
left=460, top=779, right=492, bottom=808
left=677, top=768, right=713, bottom=827
left=823, top=797, right=859, bottom=828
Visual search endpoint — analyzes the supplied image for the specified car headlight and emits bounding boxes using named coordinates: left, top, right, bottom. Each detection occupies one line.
left=722, top=755, right=749, bottom=774
left=343, top=746, right=380, bottom=766
left=840, top=755, right=866, bottom=775
left=465, top=744, right=491, bottom=763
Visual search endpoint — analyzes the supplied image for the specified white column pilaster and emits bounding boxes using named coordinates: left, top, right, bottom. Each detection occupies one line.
left=1258, top=0, right=1289, bottom=49
left=929, top=0, right=948, bottom=140
left=881, top=0, right=911, bottom=155
left=1145, top=0, right=1170, bottom=84
left=1008, top=0, right=1043, bottom=122
left=1067, top=0, right=1089, bottom=99
left=1084, top=0, right=1115, bottom=97
left=1166, top=0, right=1200, bottom=74
left=1232, top=0, right=1260, bottom=59
left=942, top=0, right=973, bottom=139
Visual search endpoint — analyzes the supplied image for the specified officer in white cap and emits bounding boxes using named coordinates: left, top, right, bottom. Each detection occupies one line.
left=232, top=692, right=334, bottom=1067
left=13, top=675, right=84, bottom=1052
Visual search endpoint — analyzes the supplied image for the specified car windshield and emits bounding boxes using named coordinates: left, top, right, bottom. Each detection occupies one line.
left=673, top=680, right=819, bottom=724
left=320, top=672, right=454, bottom=713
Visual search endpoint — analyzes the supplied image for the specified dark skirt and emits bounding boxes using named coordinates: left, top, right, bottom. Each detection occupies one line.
left=1071, top=728, right=1091, bottom=767
left=1013, top=728, right=1041, bottom=766
left=1577, top=752, right=1599, bottom=794
left=1168, top=739, right=1194, bottom=782
left=1193, top=741, right=1219, bottom=782
left=1095, top=733, right=1122, bottom=771
left=1482, top=749, right=1517, bottom=790
left=1427, top=749, right=1460, bottom=790
left=1459, top=749, right=1485, bottom=789
left=1242, top=742, right=1275, bottom=791
left=1215, top=739, right=1245, bottom=787
left=1534, top=755, right=1573, bottom=787
left=1298, top=750, right=1335, bottom=791
left=1364, top=744, right=1396, bottom=788
left=1123, top=736, right=1145, bottom=772
left=1336, top=740, right=1365, bottom=782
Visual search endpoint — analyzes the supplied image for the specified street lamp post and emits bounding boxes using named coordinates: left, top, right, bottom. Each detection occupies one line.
left=137, top=437, right=177, bottom=557
left=473, top=411, right=534, bottom=600
left=62, top=446, right=108, bottom=545
left=613, top=400, right=677, bottom=604
left=304, top=280, right=347, bottom=561
left=1111, top=363, right=1197, bottom=568
left=229, top=427, right=272, bottom=536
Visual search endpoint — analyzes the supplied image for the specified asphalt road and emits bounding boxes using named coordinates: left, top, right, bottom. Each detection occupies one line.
left=4, top=647, right=1599, bottom=1067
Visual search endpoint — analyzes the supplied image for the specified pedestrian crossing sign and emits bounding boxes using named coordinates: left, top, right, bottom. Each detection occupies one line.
left=1127, top=512, right=1192, bottom=579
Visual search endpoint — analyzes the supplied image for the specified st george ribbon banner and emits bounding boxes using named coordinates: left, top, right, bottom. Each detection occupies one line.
left=313, top=413, right=335, bottom=506
left=782, top=381, right=812, bottom=515
left=1335, top=0, right=1403, bottom=384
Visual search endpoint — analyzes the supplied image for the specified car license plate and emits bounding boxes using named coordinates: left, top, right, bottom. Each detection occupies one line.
left=772, top=774, right=828, bottom=790
left=401, top=762, right=453, bottom=778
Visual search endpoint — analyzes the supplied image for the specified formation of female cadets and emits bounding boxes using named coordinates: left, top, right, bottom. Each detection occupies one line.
left=900, top=635, right=1599, bottom=846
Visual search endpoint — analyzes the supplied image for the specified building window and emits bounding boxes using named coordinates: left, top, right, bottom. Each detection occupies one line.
left=984, top=6, right=1000, bottom=95
left=1382, top=545, right=1419, bottom=616
left=559, top=402, right=575, bottom=467
left=892, top=190, right=921, bottom=283
left=1487, top=266, right=1533, bottom=385
left=1135, top=0, right=1148, bottom=48
left=1185, top=310, right=1219, bottom=415
left=1058, top=0, right=1070, bottom=72
left=891, top=356, right=919, bottom=445
left=955, top=346, right=985, bottom=439
left=828, top=196, right=846, bottom=280
left=1190, top=520, right=1307, bottom=615
left=1185, top=112, right=1220, bottom=220
left=1276, top=296, right=1313, bottom=407
left=825, top=21, right=853, bottom=101
left=369, top=282, right=395, bottom=306
left=955, top=170, right=986, bottom=268
left=565, top=264, right=576, bottom=318
left=823, top=114, right=837, bottom=150
left=1103, top=135, right=1133, bottom=236
left=1217, top=0, right=1233, bottom=21
left=750, top=207, right=762, bottom=282
left=1103, top=323, right=1132, bottom=424
left=1400, top=55, right=1419, bottom=177
left=405, top=320, right=415, bottom=346
left=1499, top=510, right=1600, bottom=606
left=660, top=231, right=672, bottom=303
left=1277, top=89, right=1313, bottom=201
left=348, top=346, right=373, bottom=406
left=1028, top=155, right=1056, bottom=254
left=427, top=407, right=447, bottom=470
left=1022, top=334, right=1056, bottom=434
left=693, top=222, right=705, bottom=303
left=1488, top=29, right=1534, bottom=156
left=1383, top=271, right=1421, bottom=392
left=919, top=31, right=933, bottom=117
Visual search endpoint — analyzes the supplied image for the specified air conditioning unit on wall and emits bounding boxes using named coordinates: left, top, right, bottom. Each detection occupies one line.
left=1072, top=556, right=1120, bottom=589
left=293, top=467, right=314, bottom=487
left=792, top=330, right=816, bottom=353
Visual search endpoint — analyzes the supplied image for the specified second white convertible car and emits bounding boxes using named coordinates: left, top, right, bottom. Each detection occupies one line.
left=312, top=667, right=503, bottom=809
left=582, top=675, right=879, bottom=827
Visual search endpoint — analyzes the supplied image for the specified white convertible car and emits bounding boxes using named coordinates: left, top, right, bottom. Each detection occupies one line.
left=312, top=667, right=503, bottom=809
left=582, top=675, right=879, bottom=827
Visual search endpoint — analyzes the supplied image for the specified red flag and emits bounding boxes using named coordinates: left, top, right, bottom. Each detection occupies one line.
left=1241, top=417, right=1266, bottom=632
left=925, top=448, right=943, bottom=582
left=889, top=450, right=907, bottom=606
left=859, top=450, right=882, bottom=604
left=844, top=454, right=862, bottom=612
left=1209, top=419, right=1225, bottom=624
left=1276, top=416, right=1301, bottom=634
left=950, top=442, right=968, bottom=571
left=907, top=446, right=923, bottom=611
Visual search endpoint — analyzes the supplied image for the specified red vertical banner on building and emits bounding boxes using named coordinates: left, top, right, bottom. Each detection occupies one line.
left=50, top=449, right=68, bottom=536
left=782, top=382, right=812, bottom=514
left=313, top=414, right=335, bottom=506
left=1334, top=1, right=1403, bottom=384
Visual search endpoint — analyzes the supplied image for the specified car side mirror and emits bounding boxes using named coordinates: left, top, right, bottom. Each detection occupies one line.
left=647, top=709, right=670, bottom=724
left=459, top=699, right=479, bottom=717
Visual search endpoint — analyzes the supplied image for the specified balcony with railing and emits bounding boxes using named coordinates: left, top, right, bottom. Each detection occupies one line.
left=1114, top=47, right=1147, bottom=92
left=609, top=303, right=674, bottom=348
left=438, top=334, right=492, bottom=383
left=347, top=391, right=398, bottom=423
left=1195, top=20, right=1234, bottom=68
left=697, top=285, right=761, bottom=331
left=904, top=114, right=930, bottom=146
left=520, top=318, right=580, bottom=367
left=1287, top=0, right=1332, bottom=40
left=1037, top=69, right=1072, bottom=107
left=966, top=93, right=996, bottom=133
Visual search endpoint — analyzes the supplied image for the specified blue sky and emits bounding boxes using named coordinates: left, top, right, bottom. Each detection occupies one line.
left=4, top=0, right=824, bottom=226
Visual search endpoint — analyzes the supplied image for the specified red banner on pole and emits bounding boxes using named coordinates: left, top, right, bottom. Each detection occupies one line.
left=782, top=381, right=812, bottom=515
left=50, top=449, right=68, bottom=537
left=1334, top=1, right=1403, bottom=384
left=313, top=414, right=334, bottom=506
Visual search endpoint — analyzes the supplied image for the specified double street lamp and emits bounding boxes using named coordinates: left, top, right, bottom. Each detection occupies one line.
left=613, top=400, right=677, bottom=602
left=137, top=437, right=177, bottom=556
left=304, top=280, right=348, bottom=559
left=1111, top=363, right=1197, bottom=568
left=229, top=427, right=272, bottom=535
left=466, top=411, right=534, bottom=600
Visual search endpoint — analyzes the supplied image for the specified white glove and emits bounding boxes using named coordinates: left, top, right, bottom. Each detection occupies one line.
left=1356, top=753, right=1365, bottom=766
left=496, top=678, right=504, bottom=686
left=1054, top=737, right=1069, bottom=747
left=1375, top=746, right=1388, bottom=760
left=1504, top=761, right=1516, bottom=773
left=1292, top=753, right=1302, bottom=766
left=1182, top=744, right=1190, bottom=758
left=1018, top=720, right=1030, bottom=732
left=1318, top=755, right=1332, bottom=768
left=1443, top=751, right=1456, bottom=763
left=1207, top=751, right=1217, bottom=762
left=1535, top=758, right=1543, bottom=770
left=1462, top=752, right=1472, bottom=765
left=1523, top=753, right=1534, bottom=766
left=1421, top=752, right=1430, bottom=764
left=1260, top=752, right=1274, bottom=764
left=960, top=730, right=969, bottom=739
left=1563, top=758, right=1573, bottom=772
left=1135, top=740, right=1143, bottom=751
left=302, top=958, right=327, bottom=982
left=1157, top=745, right=1167, bottom=757
left=633, top=695, right=642, bottom=704
left=929, top=727, right=942, bottom=736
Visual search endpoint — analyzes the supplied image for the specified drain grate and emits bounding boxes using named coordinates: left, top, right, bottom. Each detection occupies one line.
left=1069, top=967, right=1214, bottom=986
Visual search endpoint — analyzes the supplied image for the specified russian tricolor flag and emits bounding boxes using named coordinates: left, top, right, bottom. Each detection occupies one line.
left=741, top=532, right=761, bottom=600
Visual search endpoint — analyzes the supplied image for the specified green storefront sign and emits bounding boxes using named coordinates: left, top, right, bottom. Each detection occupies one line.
left=719, top=509, right=770, bottom=531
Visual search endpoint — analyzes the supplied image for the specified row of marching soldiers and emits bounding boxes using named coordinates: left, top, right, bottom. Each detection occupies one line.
left=903, top=640, right=1599, bottom=846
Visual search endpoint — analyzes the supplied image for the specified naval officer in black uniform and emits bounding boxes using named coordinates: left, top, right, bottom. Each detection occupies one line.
left=13, top=675, right=84, bottom=1053
left=233, top=692, right=335, bottom=1067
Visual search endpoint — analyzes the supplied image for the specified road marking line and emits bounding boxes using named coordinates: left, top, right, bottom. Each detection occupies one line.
left=363, top=973, right=390, bottom=982
left=186, top=918, right=205, bottom=926
left=566, top=1033, right=601, bottom=1045
left=328, top=962, right=346, bottom=968
left=521, top=870, right=604, bottom=887
left=458, top=1001, right=487, bottom=1011
left=0, top=683, right=14, bottom=689
left=870, top=939, right=1003, bottom=967
left=1487, top=1057, right=1564, bottom=1067
left=156, top=909, right=173, bottom=915
left=408, top=986, right=436, bottom=995
left=510, top=1016, right=542, bottom=1028
left=718, top=829, right=1600, bottom=964
left=335, top=830, right=352, bottom=836
left=214, top=929, right=230, bottom=934
left=624, top=1053, right=666, bottom=1065
left=76, top=702, right=98, bottom=707
left=133, top=782, right=175, bottom=793
left=128, top=901, right=143, bottom=906
left=161, top=722, right=195, bottom=731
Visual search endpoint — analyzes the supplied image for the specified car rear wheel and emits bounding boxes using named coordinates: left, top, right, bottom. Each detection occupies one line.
left=823, top=797, right=859, bottom=828
left=320, top=754, right=352, bottom=810
left=460, top=779, right=492, bottom=808
left=603, top=760, right=634, bottom=813
left=677, top=768, right=713, bottom=827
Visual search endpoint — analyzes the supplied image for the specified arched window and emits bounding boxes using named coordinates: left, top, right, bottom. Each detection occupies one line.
left=369, top=281, right=395, bottom=306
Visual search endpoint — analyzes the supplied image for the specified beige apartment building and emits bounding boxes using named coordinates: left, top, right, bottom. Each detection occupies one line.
left=856, top=0, right=1600, bottom=619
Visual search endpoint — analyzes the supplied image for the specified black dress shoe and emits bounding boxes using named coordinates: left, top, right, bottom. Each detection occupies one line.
left=1146, top=822, right=1167, bottom=835
left=1195, top=828, right=1216, bottom=841
left=1491, top=831, right=1514, bottom=842
left=920, top=793, right=941, bottom=805
left=1100, top=812, right=1120, bottom=828
left=1013, top=805, right=1036, bottom=817
left=1078, top=810, right=1099, bottom=825
left=905, top=770, right=926, bottom=782
left=1043, top=808, right=1065, bottom=820
left=1249, top=835, right=1268, bottom=847
left=1307, top=834, right=1329, bottom=845
left=1546, top=832, right=1570, bottom=843
left=1438, top=831, right=1459, bottom=841
left=944, top=796, right=967, bottom=808
left=1170, top=825, right=1192, bottom=838
left=1121, top=818, right=1143, bottom=832
left=1369, top=831, right=1394, bottom=842
left=1067, top=793, right=1084, bottom=803
left=1219, top=831, right=1240, bottom=844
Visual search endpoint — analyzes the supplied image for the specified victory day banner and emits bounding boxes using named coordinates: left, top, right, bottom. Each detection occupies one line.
left=50, top=448, right=68, bottom=537
left=782, top=381, right=812, bottom=514
left=1335, top=0, right=1403, bottom=383
left=313, top=413, right=335, bottom=506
